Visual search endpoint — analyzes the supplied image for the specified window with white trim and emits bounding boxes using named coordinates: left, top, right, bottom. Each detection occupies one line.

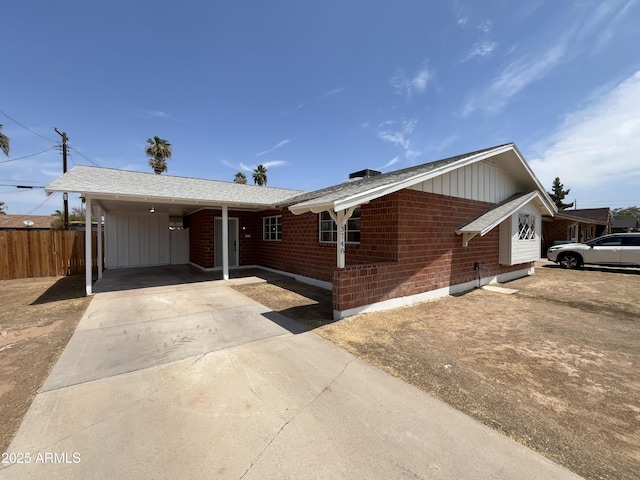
left=518, top=214, right=535, bottom=240
left=319, top=208, right=361, bottom=244
left=263, top=215, right=282, bottom=241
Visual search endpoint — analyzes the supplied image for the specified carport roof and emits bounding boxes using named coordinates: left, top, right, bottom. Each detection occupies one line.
left=45, top=165, right=303, bottom=209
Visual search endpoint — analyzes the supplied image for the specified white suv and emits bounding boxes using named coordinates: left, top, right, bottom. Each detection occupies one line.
left=547, top=233, right=640, bottom=269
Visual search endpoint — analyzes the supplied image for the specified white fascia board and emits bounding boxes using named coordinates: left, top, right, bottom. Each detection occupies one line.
left=510, top=145, right=557, bottom=215
left=455, top=192, right=541, bottom=236
left=288, top=201, right=334, bottom=215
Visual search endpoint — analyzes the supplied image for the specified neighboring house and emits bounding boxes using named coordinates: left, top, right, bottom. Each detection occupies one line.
left=0, top=215, right=55, bottom=230
left=542, top=208, right=611, bottom=252
left=611, top=218, right=639, bottom=233
left=45, top=143, right=556, bottom=319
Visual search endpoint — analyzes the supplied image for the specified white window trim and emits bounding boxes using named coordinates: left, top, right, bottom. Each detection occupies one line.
left=517, top=213, right=536, bottom=241
left=263, top=215, right=282, bottom=241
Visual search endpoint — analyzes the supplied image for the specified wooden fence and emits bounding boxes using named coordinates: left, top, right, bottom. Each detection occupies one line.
left=0, top=230, right=102, bottom=280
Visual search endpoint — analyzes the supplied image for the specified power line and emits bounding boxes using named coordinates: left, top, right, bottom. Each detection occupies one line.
left=27, top=191, right=56, bottom=215
left=0, top=184, right=45, bottom=188
left=0, top=109, right=56, bottom=142
left=0, top=146, right=57, bottom=164
left=69, top=145, right=100, bottom=166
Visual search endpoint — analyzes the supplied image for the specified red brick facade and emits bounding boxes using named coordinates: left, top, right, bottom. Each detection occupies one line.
left=188, top=188, right=535, bottom=316
left=332, top=189, right=532, bottom=313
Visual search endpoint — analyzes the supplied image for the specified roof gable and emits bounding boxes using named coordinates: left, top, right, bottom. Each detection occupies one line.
left=288, top=143, right=556, bottom=215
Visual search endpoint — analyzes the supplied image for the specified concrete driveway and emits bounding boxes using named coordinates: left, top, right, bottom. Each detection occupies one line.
left=1, top=270, right=583, bottom=479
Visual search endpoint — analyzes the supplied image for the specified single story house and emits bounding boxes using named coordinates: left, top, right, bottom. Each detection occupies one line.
left=0, top=214, right=55, bottom=230
left=542, top=208, right=611, bottom=252
left=611, top=218, right=639, bottom=233
left=45, top=143, right=556, bottom=319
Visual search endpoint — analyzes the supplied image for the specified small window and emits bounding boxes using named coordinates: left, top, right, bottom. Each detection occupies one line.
left=263, top=216, right=282, bottom=241
left=518, top=214, right=535, bottom=240
left=319, top=208, right=361, bottom=244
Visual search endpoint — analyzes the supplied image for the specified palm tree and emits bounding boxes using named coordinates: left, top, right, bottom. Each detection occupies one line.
left=0, top=201, right=7, bottom=215
left=234, top=172, right=248, bottom=184
left=146, top=136, right=172, bottom=174
left=253, top=164, right=268, bottom=186
left=0, top=124, right=9, bottom=157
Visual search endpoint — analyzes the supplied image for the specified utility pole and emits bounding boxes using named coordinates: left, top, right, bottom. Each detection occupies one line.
left=55, top=128, right=69, bottom=229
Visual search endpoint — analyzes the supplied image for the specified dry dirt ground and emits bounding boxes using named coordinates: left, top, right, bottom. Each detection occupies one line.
left=0, top=275, right=91, bottom=453
left=233, top=264, right=640, bottom=480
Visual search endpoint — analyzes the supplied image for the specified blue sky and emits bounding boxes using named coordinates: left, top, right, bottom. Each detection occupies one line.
left=2, top=0, right=639, bottom=215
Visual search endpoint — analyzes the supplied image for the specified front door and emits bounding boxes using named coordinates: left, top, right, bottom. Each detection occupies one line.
left=214, top=218, right=238, bottom=268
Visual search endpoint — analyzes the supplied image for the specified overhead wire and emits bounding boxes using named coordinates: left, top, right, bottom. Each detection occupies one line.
left=0, top=109, right=56, bottom=143
left=27, top=191, right=56, bottom=215
left=69, top=145, right=100, bottom=166
left=0, top=146, right=57, bottom=164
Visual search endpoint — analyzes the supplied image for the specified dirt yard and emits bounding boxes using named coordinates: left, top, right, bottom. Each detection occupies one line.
left=0, top=275, right=91, bottom=453
left=234, top=264, right=640, bottom=480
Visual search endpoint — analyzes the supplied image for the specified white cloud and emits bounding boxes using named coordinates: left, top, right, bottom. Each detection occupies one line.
left=477, top=20, right=492, bottom=33
left=528, top=71, right=640, bottom=194
left=262, top=160, right=287, bottom=168
left=319, top=87, right=346, bottom=99
left=379, top=156, right=400, bottom=170
left=391, top=65, right=431, bottom=100
left=461, top=40, right=498, bottom=62
left=462, top=41, right=567, bottom=116
left=377, top=118, right=417, bottom=156
left=462, top=2, right=639, bottom=116
left=457, top=16, right=468, bottom=27
left=256, top=139, right=291, bottom=157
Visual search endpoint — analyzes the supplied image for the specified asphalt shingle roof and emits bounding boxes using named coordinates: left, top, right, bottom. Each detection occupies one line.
left=284, top=144, right=512, bottom=209
left=46, top=165, right=303, bottom=207
left=456, top=192, right=540, bottom=235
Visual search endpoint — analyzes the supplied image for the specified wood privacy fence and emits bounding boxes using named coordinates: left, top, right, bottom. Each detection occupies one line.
left=0, top=230, right=102, bottom=280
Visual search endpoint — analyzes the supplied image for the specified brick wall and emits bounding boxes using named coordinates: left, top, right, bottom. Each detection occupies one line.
left=189, top=189, right=535, bottom=316
left=257, top=199, right=398, bottom=282
left=188, top=209, right=259, bottom=268
left=189, top=210, right=214, bottom=268
left=332, top=189, right=534, bottom=313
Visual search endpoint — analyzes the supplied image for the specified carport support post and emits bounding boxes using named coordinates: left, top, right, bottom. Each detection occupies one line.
left=222, top=205, right=229, bottom=280
left=85, top=196, right=92, bottom=295
left=96, top=205, right=103, bottom=279
left=328, top=206, right=356, bottom=268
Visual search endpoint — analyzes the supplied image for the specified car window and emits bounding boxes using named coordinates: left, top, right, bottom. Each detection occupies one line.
left=621, top=236, right=640, bottom=246
left=589, top=237, right=622, bottom=246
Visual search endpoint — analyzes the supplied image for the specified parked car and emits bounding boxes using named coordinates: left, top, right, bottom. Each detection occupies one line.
left=547, top=233, right=640, bottom=269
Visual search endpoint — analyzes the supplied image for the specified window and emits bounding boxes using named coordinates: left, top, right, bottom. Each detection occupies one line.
left=518, top=214, right=535, bottom=240
left=319, top=208, right=361, bottom=244
left=589, top=236, right=622, bottom=247
left=263, top=216, right=282, bottom=241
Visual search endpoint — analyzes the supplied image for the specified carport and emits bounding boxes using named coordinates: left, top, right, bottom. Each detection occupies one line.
left=45, top=165, right=302, bottom=294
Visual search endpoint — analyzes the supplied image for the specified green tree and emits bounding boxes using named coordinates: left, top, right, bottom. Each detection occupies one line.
left=146, top=136, right=172, bottom=174
left=51, top=205, right=86, bottom=229
left=253, top=164, right=268, bottom=186
left=611, top=206, right=640, bottom=219
left=234, top=172, right=248, bottom=184
left=0, top=124, right=9, bottom=157
left=0, top=201, right=7, bottom=215
left=548, top=177, right=574, bottom=210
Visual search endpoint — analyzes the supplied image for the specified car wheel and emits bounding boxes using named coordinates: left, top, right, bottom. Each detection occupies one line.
left=559, top=252, right=582, bottom=269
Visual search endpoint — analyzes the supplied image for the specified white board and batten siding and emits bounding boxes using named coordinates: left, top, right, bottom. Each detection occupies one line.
left=409, top=160, right=518, bottom=204
left=499, top=202, right=541, bottom=266
left=106, top=211, right=170, bottom=268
